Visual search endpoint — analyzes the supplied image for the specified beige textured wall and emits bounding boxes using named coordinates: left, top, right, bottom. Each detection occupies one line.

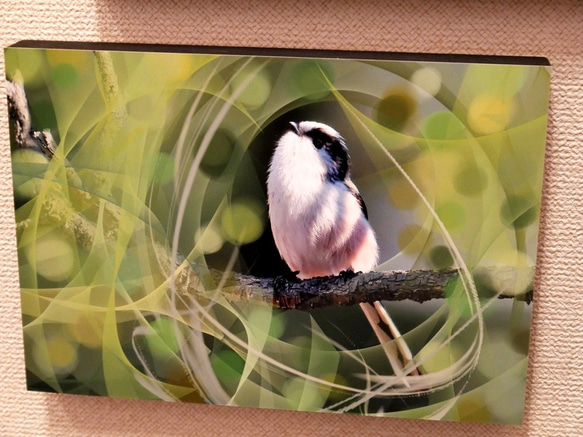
left=1, top=1, right=582, bottom=435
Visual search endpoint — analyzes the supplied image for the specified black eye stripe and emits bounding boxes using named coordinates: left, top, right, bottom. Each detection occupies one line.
left=304, top=127, right=350, bottom=181
left=328, top=139, right=349, bottom=181
left=306, top=129, right=332, bottom=149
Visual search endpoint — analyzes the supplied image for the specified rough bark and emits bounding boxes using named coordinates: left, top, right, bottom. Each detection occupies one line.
left=234, top=269, right=457, bottom=308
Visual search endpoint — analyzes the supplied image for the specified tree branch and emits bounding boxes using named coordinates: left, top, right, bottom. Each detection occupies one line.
left=234, top=269, right=458, bottom=309
left=201, top=267, right=533, bottom=310
left=6, top=74, right=55, bottom=158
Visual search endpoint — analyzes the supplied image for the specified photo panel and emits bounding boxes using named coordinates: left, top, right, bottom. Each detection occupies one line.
left=5, top=42, right=550, bottom=424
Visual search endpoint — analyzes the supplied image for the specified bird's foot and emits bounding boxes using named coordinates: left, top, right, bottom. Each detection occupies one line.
left=273, top=271, right=301, bottom=309
left=273, top=271, right=300, bottom=295
left=338, top=268, right=359, bottom=281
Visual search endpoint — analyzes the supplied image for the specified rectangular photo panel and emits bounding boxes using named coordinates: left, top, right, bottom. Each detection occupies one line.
left=5, top=41, right=550, bottom=424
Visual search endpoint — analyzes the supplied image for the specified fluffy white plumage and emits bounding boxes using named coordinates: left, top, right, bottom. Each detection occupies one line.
left=267, top=121, right=379, bottom=279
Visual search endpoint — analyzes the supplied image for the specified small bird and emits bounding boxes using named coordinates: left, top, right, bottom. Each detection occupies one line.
left=267, top=121, right=379, bottom=279
left=268, top=122, right=417, bottom=378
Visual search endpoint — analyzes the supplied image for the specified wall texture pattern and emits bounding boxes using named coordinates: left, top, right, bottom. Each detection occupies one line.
left=0, top=1, right=581, bottom=435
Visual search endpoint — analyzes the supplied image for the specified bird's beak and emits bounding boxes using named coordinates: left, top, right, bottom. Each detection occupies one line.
left=289, top=121, right=300, bottom=135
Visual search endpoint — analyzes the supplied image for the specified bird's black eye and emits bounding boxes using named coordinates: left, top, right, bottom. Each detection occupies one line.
left=313, top=137, right=325, bottom=149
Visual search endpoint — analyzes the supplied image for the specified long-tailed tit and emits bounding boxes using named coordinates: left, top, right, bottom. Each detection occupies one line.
left=267, top=122, right=415, bottom=376
left=267, top=121, right=379, bottom=279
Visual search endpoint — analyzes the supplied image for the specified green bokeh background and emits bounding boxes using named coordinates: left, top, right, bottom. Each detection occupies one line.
left=5, top=46, right=550, bottom=424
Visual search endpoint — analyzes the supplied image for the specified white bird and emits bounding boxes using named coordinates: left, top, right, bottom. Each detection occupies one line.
left=267, top=121, right=379, bottom=279
left=267, top=121, right=417, bottom=379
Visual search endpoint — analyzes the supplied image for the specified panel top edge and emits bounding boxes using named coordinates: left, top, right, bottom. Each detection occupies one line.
left=7, top=40, right=551, bottom=67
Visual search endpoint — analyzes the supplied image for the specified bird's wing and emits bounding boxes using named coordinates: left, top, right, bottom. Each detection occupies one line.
left=344, top=179, right=368, bottom=220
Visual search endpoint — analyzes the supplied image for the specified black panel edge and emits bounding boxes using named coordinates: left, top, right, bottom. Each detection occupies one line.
left=7, top=40, right=551, bottom=67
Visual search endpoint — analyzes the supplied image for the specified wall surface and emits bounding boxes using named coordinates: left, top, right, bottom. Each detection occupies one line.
left=1, top=1, right=582, bottom=436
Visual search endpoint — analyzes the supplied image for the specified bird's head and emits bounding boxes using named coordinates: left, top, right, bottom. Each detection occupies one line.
left=284, top=121, right=350, bottom=182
